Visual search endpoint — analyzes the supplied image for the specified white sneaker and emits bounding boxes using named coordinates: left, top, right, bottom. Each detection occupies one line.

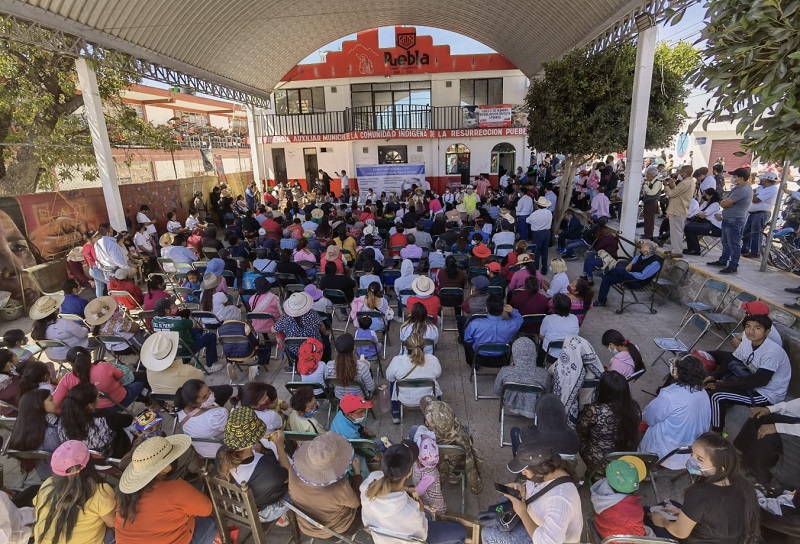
left=248, top=366, right=259, bottom=382
left=207, top=362, right=225, bottom=373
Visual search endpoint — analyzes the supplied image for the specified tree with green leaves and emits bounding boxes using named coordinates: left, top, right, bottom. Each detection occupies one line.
left=666, top=0, right=800, bottom=165
left=525, top=40, right=698, bottom=228
left=0, top=23, right=177, bottom=195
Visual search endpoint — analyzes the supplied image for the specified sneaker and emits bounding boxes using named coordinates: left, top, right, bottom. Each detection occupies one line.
left=720, top=267, right=738, bottom=274
left=284, top=364, right=294, bottom=373
left=275, top=516, right=289, bottom=528
left=392, top=416, right=401, bottom=425
left=706, top=261, right=726, bottom=267
left=248, top=366, right=259, bottom=382
left=226, top=364, right=237, bottom=381
left=207, top=362, right=225, bottom=373
left=593, top=301, right=606, bottom=307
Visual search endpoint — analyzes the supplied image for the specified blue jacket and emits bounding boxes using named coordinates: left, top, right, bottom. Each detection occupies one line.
left=464, top=311, right=523, bottom=351
left=61, top=294, right=88, bottom=318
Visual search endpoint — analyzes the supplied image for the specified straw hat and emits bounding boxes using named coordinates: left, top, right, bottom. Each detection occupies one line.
left=501, top=212, right=515, bottom=224
left=535, top=196, right=551, bottom=208
left=284, top=292, right=313, bottom=317
left=516, top=253, right=533, bottom=265
left=29, top=294, right=65, bottom=320
left=325, top=245, right=341, bottom=261
left=201, top=273, right=222, bottom=290
left=83, top=296, right=118, bottom=326
left=412, top=276, right=435, bottom=297
left=66, top=247, right=85, bottom=262
left=140, top=331, right=180, bottom=371
left=224, top=407, right=266, bottom=450
left=159, top=233, right=174, bottom=246
left=311, top=208, right=324, bottom=219
left=118, top=435, right=192, bottom=493
left=456, top=203, right=467, bottom=214
left=290, top=432, right=354, bottom=486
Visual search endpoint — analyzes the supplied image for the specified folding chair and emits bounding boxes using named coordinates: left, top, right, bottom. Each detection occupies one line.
left=398, top=289, right=416, bottom=320
left=587, top=451, right=661, bottom=503
left=285, top=382, right=332, bottom=426
left=703, top=291, right=758, bottom=348
left=499, top=382, right=545, bottom=447
left=34, top=339, right=70, bottom=374
left=769, top=308, right=797, bottom=328
left=191, top=310, right=222, bottom=333
left=354, top=338, right=384, bottom=378
left=282, top=500, right=359, bottom=544
left=382, top=269, right=402, bottom=295
left=470, top=342, right=512, bottom=400
left=96, top=334, right=143, bottom=370
left=355, top=310, right=388, bottom=358
left=173, top=287, right=200, bottom=310
left=519, top=314, right=546, bottom=346
left=653, top=259, right=690, bottom=306
left=275, top=273, right=304, bottom=302
left=396, top=378, right=436, bottom=435
left=365, top=527, right=424, bottom=543
left=680, top=279, right=729, bottom=326
left=109, top=289, right=145, bottom=320
left=322, top=289, right=350, bottom=332
left=401, top=338, right=436, bottom=356
left=283, top=337, right=307, bottom=379
left=468, top=266, right=488, bottom=280
left=59, top=313, right=88, bottom=327
left=699, top=234, right=721, bottom=256
left=494, top=244, right=514, bottom=256
left=217, top=333, right=264, bottom=384
left=202, top=247, right=219, bottom=260
left=652, top=314, right=712, bottom=368
left=0, top=399, right=18, bottom=429
left=150, top=393, right=181, bottom=433
left=627, top=367, right=646, bottom=383
left=192, top=261, right=208, bottom=275
left=324, top=377, right=373, bottom=420
left=157, top=257, right=177, bottom=274
left=601, top=537, right=677, bottom=544
left=202, top=467, right=302, bottom=544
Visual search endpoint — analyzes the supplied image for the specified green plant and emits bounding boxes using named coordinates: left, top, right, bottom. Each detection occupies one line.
left=525, top=41, right=698, bottom=226
left=667, top=0, right=800, bottom=164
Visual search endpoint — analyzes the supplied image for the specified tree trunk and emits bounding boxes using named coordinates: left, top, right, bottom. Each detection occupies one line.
left=551, top=155, right=583, bottom=233
left=1, top=144, right=45, bottom=196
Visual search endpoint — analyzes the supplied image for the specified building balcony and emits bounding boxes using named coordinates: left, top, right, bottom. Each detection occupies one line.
left=259, top=105, right=490, bottom=136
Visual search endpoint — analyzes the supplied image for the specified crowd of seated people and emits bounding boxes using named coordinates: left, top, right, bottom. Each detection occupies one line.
left=0, top=173, right=795, bottom=544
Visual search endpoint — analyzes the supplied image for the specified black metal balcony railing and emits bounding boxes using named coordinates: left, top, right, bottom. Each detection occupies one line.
left=259, top=105, right=471, bottom=136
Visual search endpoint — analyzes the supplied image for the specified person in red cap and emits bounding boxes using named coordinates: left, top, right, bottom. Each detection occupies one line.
left=486, top=262, right=507, bottom=290
left=329, top=393, right=378, bottom=477
left=731, top=301, right=783, bottom=348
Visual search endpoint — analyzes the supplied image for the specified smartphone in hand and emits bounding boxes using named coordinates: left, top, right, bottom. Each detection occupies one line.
left=494, top=482, right=522, bottom=500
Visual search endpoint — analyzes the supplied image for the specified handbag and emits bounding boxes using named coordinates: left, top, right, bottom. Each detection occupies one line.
left=479, top=476, right=572, bottom=532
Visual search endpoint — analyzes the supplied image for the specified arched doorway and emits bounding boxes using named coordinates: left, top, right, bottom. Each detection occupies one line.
left=491, top=142, right=516, bottom=177
left=446, top=143, right=471, bottom=185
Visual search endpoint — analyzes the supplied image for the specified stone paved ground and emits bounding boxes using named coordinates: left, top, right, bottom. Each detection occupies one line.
left=3, top=255, right=754, bottom=543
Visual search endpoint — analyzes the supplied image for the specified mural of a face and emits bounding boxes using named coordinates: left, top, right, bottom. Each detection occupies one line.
left=0, top=210, right=40, bottom=306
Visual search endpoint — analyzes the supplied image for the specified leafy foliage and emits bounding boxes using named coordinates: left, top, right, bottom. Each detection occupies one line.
left=525, top=41, right=698, bottom=157
left=0, top=22, right=177, bottom=194
left=667, top=0, right=800, bottom=163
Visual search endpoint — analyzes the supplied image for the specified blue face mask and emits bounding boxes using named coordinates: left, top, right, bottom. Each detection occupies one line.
left=685, top=457, right=714, bottom=476
left=303, top=407, right=319, bottom=418
left=609, top=347, right=619, bottom=355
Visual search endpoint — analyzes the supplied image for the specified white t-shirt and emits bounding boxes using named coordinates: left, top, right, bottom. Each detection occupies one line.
left=341, top=175, right=350, bottom=190
left=750, top=184, right=779, bottom=213
left=524, top=479, right=583, bottom=544
left=178, top=406, right=229, bottom=458
left=733, top=337, right=791, bottom=404
left=167, top=220, right=183, bottom=234
left=546, top=272, right=570, bottom=298
left=360, top=472, right=427, bottom=543
left=134, top=231, right=153, bottom=252
left=186, top=216, right=200, bottom=230
left=540, top=314, right=580, bottom=356
left=136, top=212, right=157, bottom=235
left=492, top=231, right=516, bottom=256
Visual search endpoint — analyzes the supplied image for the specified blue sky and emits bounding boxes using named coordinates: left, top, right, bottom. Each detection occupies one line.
left=299, top=4, right=711, bottom=115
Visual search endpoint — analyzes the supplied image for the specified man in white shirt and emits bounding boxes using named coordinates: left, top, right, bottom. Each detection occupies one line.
left=94, top=224, right=128, bottom=274
left=742, top=171, right=779, bottom=257
left=694, top=167, right=717, bottom=200
left=499, top=171, right=510, bottom=189
left=527, top=197, right=554, bottom=275
left=340, top=170, right=350, bottom=203
left=491, top=220, right=516, bottom=257
left=515, top=188, right=534, bottom=241
left=705, top=314, right=791, bottom=433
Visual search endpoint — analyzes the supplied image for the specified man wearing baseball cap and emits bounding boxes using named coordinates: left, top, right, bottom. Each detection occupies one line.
left=741, top=171, right=779, bottom=258
left=731, top=301, right=783, bottom=348
left=707, top=166, right=751, bottom=274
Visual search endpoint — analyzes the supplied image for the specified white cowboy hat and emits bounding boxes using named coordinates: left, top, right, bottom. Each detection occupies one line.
left=29, top=295, right=65, bottom=321
left=535, top=196, right=551, bottom=208
left=140, top=331, right=180, bottom=372
left=284, top=292, right=313, bottom=318
left=412, top=276, right=435, bottom=297
left=83, top=296, right=118, bottom=327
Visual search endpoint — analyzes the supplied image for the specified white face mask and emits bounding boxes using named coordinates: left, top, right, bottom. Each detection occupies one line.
left=200, top=391, right=216, bottom=408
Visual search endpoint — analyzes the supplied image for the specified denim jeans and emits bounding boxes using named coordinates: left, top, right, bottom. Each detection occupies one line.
left=516, top=215, right=530, bottom=241
left=89, top=267, right=107, bottom=299
left=192, top=333, right=218, bottom=366
left=583, top=254, right=604, bottom=277
left=426, top=521, right=466, bottom=544
left=719, top=217, right=747, bottom=269
left=562, top=239, right=589, bottom=257
left=597, top=265, right=639, bottom=304
left=190, top=516, right=219, bottom=544
left=741, top=211, right=769, bottom=255
left=530, top=229, right=550, bottom=273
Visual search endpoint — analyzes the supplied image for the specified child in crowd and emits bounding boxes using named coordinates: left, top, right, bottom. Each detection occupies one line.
left=60, top=279, right=88, bottom=318
left=181, top=270, right=202, bottom=304
left=590, top=457, right=649, bottom=539
left=354, top=315, right=380, bottom=360
left=3, top=329, right=35, bottom=364
left=359, top=262, right=382, bottom=290
left=410, top=425, right=446, bottom=514
left=297, top=338, right=326, bottom=396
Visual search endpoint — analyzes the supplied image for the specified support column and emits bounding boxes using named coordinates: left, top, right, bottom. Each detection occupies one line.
left=74, top=58, right=126, bottom=233
left=246, top=105, right=264, bottom=183
left=619, top=18, right=658, bottom=244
